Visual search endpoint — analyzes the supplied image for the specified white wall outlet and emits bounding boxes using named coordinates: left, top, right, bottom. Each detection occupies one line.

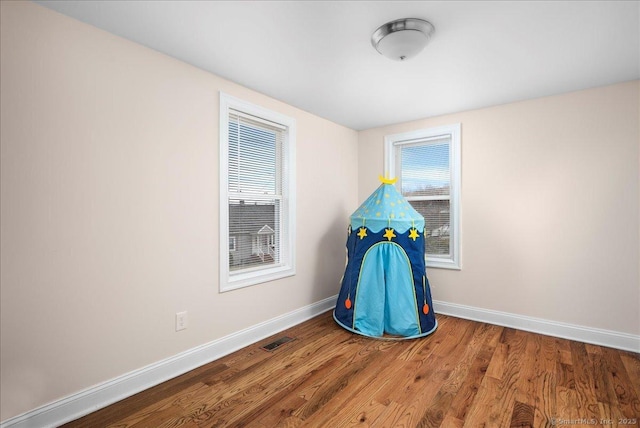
left=176, top=311, right=187, bottom=331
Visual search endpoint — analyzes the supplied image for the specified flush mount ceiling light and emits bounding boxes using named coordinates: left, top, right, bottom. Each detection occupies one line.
left=371, top=18, right=435, bottom=61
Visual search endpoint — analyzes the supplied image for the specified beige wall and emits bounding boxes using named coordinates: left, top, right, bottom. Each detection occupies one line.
left=359, top=81, right=640, bottom=336
left=2, top=1, right=639, bottom=423
left=0, top=2, right=358, bottom=421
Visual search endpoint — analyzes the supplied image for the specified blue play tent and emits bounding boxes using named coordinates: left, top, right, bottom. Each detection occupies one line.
left=333, top=177, right=437, bottom=339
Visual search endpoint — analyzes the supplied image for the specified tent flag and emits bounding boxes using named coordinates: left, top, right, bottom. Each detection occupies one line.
left=333, top=176, right=437, bottom=339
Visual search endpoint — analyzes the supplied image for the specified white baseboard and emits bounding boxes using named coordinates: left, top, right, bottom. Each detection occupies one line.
left=0, top=295, right=338, bottom=428
left=433, top=300, right=640, bottom=353
left=4, top=296, right=637, bottom=428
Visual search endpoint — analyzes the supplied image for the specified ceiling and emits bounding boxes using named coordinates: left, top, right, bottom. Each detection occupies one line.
left=37, top=1, right=639, bottom=131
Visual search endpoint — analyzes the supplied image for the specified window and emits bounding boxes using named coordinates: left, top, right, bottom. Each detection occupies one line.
left=385, top=124, right=461, bottom=270
left=219, top=93, right=296, bottom=292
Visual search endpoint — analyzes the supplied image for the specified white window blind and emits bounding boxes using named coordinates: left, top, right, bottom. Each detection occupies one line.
left=399, top=137, right=451, bottom=258
left=219, top=93, right=296, bottom=292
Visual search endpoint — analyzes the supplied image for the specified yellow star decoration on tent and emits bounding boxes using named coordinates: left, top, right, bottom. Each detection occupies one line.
left=408, top=228, right=420, bottom=241
left=357, top=227, right=367, bottom=240
left=383, top=228, right=396, bottom=241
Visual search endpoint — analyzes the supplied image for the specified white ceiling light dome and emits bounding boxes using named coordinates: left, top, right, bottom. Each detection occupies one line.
left=371, top=18, right=435, bottom=61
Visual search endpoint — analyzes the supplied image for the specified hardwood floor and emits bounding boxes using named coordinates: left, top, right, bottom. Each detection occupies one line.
left=63, top=312, right=640, bottom=427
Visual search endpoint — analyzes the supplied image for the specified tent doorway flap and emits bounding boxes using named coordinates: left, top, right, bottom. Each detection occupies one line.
left=354, top=243, right=420, bottom=337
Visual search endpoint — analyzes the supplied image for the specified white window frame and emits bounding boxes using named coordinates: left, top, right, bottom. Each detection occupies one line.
left=219, top=92, right=296, bottom=292
left=384, top=124, right=461, bottom=270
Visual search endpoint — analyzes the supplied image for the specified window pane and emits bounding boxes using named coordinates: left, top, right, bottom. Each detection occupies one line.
left=228, top=198, right=280, bottom=272
left=400, top=141, right=449, bottom=197
left=409, top=199, right=450, bottom=256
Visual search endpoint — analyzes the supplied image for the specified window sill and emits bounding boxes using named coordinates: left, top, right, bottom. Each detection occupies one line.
left=426, top=258, right=461, bottom=270
left=220, top=265, right=296, bottom=292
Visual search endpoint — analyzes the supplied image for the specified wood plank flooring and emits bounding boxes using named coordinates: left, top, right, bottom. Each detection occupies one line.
left=63, top=312, right=639, bottom=427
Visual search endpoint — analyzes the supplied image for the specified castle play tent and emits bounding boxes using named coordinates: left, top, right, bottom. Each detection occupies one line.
left=333, top=177, right=437, bottom=339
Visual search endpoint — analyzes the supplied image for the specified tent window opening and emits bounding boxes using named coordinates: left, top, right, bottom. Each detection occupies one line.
left=384, top=124, right=461, bottom=270
left=219, top=93, right=296, bottom=292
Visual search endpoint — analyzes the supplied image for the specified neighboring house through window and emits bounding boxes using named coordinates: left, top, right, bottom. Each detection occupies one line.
left=385, top=124, right=461, bottom=270
left=219, top=93, right=296, bottom=292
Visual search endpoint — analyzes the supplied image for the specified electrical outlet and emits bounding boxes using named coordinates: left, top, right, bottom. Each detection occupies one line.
left=176, top=311, right=187, bottom=331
